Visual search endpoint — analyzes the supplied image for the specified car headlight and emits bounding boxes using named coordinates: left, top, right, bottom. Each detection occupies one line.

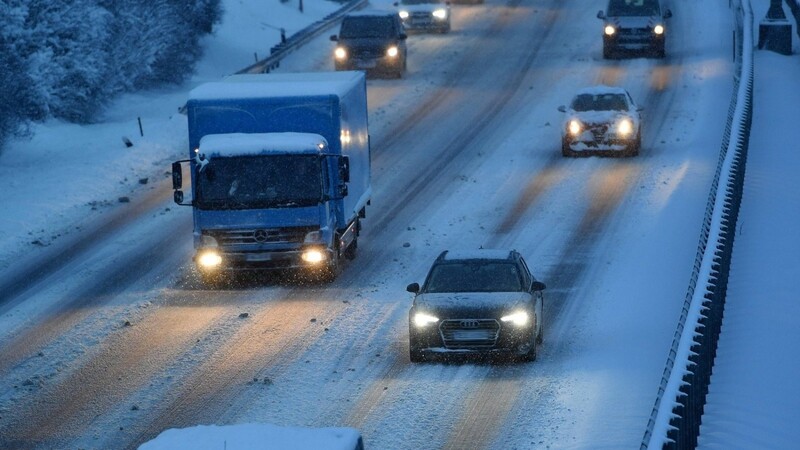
left=386, top=46, right=399, bottom=58
left=501, top=311, right=529, bottom=327
left=617, top=118, right=633, bottom=136
left=198, top=251, right=222, bottom=268
left=399, top=10, right=409, bottom=19
left=604, top=25, right=616, bottom=36
left=334, top=47, right=347, bottom=60
left=301, top=248, right=326, bottom=264
left=653, top=24, right=664, bottom=35
left=413, top=312, right=439, bottom=327
left=433, top=9, right=447, bottom=19
left=568, top=119, right=582, bottom=136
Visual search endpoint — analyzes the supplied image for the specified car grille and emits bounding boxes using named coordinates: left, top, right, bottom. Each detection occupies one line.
left=350, top=45, right=384, bottom=59
left=440, top=319, right=500, bottom=349
left=588, top=123, right=610, bottom=139
left=210, top=227, right=313, bottom=246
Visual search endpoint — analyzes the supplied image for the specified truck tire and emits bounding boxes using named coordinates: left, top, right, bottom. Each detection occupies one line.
left=323, top=241, right=342, bottom=282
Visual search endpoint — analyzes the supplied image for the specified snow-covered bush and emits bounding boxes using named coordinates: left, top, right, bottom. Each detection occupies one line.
left=0, top=0, right=222, bottom=151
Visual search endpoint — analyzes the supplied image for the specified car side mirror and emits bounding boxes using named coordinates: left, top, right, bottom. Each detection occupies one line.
left=597, top=10, right=605, bottom=19
left=399, top=33, right=407, bottom=40
left=393, top=1, right=399, bottom=5
left=636, top=106, right=644, bottom=112
left=407, top=283, right=420, bottom=293
left=557, top=105, right=567, bottom=113
left=532, top=281, right=546, bottom=291
left=330, top=35, right=338, bottom=41
left=663, top=9, right=672, bottom=19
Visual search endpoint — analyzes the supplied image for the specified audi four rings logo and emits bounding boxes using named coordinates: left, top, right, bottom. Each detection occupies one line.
left=253, top=229, right=269, bottom=243
left=460, top=319, right=479, bottom=329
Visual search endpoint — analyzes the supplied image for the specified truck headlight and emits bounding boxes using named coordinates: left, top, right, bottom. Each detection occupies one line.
left=198, top=251, right=222, bottom=268
left=568, top=119, right=582, bottom=136
left=301, top=248, right=326, bottom=264
left=399, top=10, right=409, bottom=19
left=413, top=312, right=439, bottom=327
left=617, top=118, right=633, bottom=136
left=501, top=311, right=529, bottom=327
left=433, top=9, right=447, bottom=19
left=334, top=47, right=347, bottom=60
left=604, top=25, right=616, bottom=36
left=653, top=24, right=664, bottom=35
left=386, top=46, right=399, bottom=58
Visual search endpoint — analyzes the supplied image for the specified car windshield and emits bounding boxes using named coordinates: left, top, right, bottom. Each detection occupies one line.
left=571, top=93, right=629, bottom=112
left=196, top=154, right=324, bottom=210
left=340, top=16, right=396, bottom=38
left=607, top=0, right=660, bottom=16
left=424, top=261, right=524, bottom=293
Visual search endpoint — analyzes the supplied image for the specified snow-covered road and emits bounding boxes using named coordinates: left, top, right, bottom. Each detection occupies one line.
left=0, top=0, right=738, bottom=448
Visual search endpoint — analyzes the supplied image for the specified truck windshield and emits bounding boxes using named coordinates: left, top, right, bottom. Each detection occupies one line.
left=196, top=154, right=324, bottom=210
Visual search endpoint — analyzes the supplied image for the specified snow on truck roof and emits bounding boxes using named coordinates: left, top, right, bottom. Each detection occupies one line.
left=189, top=71, right=365, bottom=101
left=199, top=133, right=328, bottom=157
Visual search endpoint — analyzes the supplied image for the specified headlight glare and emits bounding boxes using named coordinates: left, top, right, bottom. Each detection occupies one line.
left=653, top=24, right=664, bottom=35
left=413, top=312, right=439, bottom=327
left=617, top=118, right=633, bottom=136
left=386, top=46, right=399, bottom=58
left=198, top=251, right=222, bottom=268
left=334, top=47, right=347, bottom=60
left=568, top=119, right=582, bottom=136
left=501, top=311, right=530, bottom=327
left=301, top=248, right=326, bottom=264
left=433, top=9, right=447, bottom=19
left=399, top=10, right=409, bottom=19
left=604, top=25, right=616, bottom=36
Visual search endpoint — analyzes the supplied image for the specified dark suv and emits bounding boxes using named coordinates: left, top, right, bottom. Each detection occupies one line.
left=597, top=0, right=672, bottom=58
left=331, top=11, right=408, bottom=78
left=406, top=250, right=546, bottom=363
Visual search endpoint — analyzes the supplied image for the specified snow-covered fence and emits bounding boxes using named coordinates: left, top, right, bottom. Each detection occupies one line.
left=640, top=1, right=754, bottom=448
left=237, top=0, right=369, bottom=74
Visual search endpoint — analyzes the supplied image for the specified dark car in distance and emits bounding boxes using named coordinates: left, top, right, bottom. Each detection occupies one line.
left=598, top=0, right=672, bottom=58
left=407, top=250, right=546, bottom=363
left=331, top=11, right=408, bottom=78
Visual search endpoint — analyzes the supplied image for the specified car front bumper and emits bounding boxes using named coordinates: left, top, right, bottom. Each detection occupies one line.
left=410, top=318, right=535, bottom=358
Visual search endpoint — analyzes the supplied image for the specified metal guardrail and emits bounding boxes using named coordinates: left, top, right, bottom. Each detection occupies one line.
left=639, top=1, right=754, bottom=448
left=237, top=0, right=369, bottom=74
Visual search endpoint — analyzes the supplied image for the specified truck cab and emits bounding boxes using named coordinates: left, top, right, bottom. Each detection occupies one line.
left=173, top=72, right=370, bottom=284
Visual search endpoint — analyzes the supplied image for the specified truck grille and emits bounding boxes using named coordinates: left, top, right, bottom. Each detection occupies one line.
left=440, top=319, right=500, bottom=349
left=211, top=227, right=313, bottom=246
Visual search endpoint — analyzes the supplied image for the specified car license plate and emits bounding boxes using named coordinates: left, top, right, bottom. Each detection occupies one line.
left=355, top=60, right=376, bottom=69
left=246, top=253, right=272, bottom=262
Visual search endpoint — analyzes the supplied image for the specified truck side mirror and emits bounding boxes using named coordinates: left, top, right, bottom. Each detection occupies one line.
left=663, top=9, right=672, bottom=19
left=330, top=35, right=339, bottom=41
left=172, top=161, right=183, bottom=189
left=337, top=184, right=348, bottom=198
left=174, top=190, right=184, bottom=204
left=339, top=156, right=350, bottom=183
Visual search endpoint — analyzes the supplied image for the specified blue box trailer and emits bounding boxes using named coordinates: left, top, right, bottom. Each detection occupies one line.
left=172, top=71, right=371, bottom=282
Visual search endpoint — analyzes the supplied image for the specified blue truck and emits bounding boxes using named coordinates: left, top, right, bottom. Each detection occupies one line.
left=171, top=71, right=371, bottom=282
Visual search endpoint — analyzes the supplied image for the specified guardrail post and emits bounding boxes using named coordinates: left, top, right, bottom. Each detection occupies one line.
left=759, top=0, right=793, bottom=54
